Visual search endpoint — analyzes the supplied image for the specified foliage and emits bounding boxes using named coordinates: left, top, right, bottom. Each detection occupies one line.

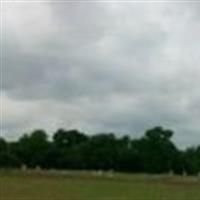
left=0, top=127, right=199, bottom=175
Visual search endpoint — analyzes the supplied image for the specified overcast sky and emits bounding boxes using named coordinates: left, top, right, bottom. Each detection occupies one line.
left=1, top=1, right=200, bottom=147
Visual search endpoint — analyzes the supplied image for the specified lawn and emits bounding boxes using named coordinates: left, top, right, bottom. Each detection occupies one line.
left=0, top=170, right=200, bottom=200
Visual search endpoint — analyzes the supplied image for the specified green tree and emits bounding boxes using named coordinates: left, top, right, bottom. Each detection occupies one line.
left=0, top=138, right=20, bottom=168
left=52, top=129, right=88, bottom=169
left=134, top=127, right=178, bottom=173
left=16, top=130, right=49, bottom=168
left=184, top=147, right=199, bottom=175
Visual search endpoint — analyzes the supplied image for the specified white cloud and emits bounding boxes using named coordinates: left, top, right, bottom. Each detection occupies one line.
left=2, top=2, right=200, bottom=147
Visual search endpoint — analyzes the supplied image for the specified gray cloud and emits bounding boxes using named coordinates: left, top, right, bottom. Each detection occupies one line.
left=2, top=2, right=200, bottom=147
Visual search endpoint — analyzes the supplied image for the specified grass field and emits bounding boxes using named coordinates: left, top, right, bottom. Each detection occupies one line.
left=0, top=170, right=200, bottom=200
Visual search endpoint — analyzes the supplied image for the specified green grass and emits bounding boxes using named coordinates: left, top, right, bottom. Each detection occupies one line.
left=0, top=170, right=200, bottom=200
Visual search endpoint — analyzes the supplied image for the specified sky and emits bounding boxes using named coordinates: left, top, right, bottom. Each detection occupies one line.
left=1, top=1, right=200, bottom=147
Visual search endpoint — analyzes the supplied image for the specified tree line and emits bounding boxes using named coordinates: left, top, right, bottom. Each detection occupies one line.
left=0, top=127, right=200, bottom=175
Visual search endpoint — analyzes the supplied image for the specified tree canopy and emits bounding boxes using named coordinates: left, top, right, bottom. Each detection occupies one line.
left=0, top=126, right=199, bottom=175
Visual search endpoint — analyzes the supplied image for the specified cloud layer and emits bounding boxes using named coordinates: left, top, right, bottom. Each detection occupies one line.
left=2, top=2, right=200, bottom=147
